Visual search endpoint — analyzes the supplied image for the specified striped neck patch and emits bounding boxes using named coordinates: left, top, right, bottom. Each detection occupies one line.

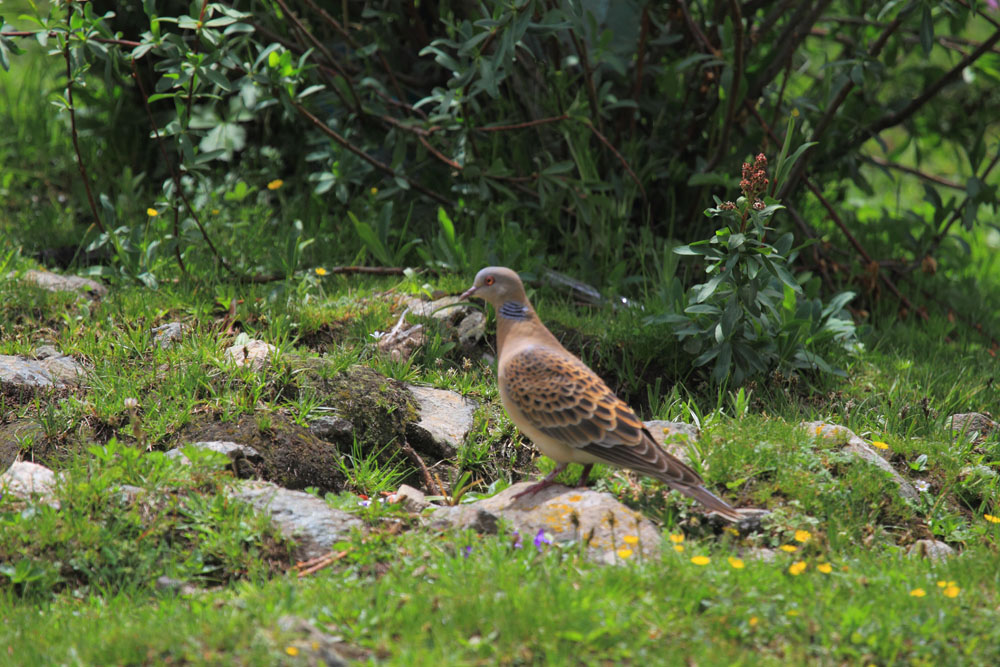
left=499, top=301, right=529, bottom=320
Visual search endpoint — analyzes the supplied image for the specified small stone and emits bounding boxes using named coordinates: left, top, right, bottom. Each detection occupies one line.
left=155, top=575, right=200, bottom=596
left=908, top=539, right=956, bottom=562
left=455, top=311, right=486, bottom=346
left=0, top=352, right=85, bottom=390
left=405, top=385, right=477, bottom=460
left=802, top=421, right=918, bottom=501
left=224, top=339, right=277, bottom=370
left=643, top=420, right=700, bottom=463
left=391, top=484, right=430, bottom=513
left=151, top=322, right=185, bottom=349
left=947, top=412, right=997, bottom=440
left=309, top=416, right=355, bottom=443
left=228, top=481, right=364, bottom=560
left=0, top=461, right=59, bottom=507
left=9, top=269, right=107, bottom=298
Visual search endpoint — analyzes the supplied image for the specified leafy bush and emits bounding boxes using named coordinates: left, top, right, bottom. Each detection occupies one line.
left=659, top=148, right=859, bottom=384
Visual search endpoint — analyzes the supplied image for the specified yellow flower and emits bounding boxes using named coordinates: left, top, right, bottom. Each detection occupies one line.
left=617, top=548, right=633, bottom=559
left=691, top=556, right=710, bottom=566
left=814, top=425, right=823, bottom=435
left=669, top=533, right=685, bottom=544
left=871, top=441, right=889, bottom=450
left=786, top=609, right=799, bottom=617
left=794, top=530, right=811, bottom=543
left=791, top=108, right=800, bottom=118
left=211, top=208, right=220, bottom=215
left=673, top=544, right=684, bottom=553
left=728, top=557, right=745, bottom=570
left=937, top=580, right=947, bottom=588
left=985, top=514, right=1000, bottom=524
left=267, top=179, right=284, bottom=190
left=623, top=535, right=639, bottom=545
left=724, top=526, right=739, bottom=537
left=943, top=585, right=960, bottom=598
left=285, top=646, right=299, bottom=656
left=748, top=616, right=759, bottom=627
left=779, top=544, right=798, bottom=553
left=817, top=563, right=832, bottom=574
left=370, top=187, right=378, bottom=195
left=315, top=267, right=328, bottom=276
left=788, top=561, right=807, bottom=576
left=146, top=207, right=158, bottom=217
left=910, top=588, right=926, bottom=598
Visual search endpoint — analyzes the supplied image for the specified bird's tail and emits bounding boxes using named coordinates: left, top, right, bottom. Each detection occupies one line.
left=677, top=484, right=744, bottom=523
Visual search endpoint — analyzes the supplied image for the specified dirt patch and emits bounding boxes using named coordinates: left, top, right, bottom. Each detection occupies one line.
left=173, top=412, right=347, bottom=494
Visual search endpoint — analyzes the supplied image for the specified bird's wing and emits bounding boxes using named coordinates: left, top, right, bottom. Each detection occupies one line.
left=502, top=346, right=705, bottom=488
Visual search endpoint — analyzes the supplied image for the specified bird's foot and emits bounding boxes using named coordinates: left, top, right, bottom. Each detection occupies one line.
left=512, top=462, right=568, bottom=500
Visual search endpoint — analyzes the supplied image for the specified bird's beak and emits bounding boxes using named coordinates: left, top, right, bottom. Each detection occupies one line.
left=459, top=285, right=478, bottom=301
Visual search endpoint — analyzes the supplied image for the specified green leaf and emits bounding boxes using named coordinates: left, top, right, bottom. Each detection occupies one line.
left=919, top=5, right=934, bottom=56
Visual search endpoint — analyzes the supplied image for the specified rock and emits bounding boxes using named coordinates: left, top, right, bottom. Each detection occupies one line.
left=947, top=412, right=997, bottom=441
left=164, top=441, right=262, bottom=471
left=228, top=481, right=364, bottom=560
left=0, top=461, right=59, bottom=506
left=400, top=295, right=474, bottom=321
left=173, top=412, right=347, bottom=493
left=224, top=338, right=277, bottom=370
left=275, top=616, right=361, bottom=667
left=642, top=420, right=700, bottom=463
left=0, top=351, right=85, bottom=391
left=390, top=484, right=430, bottom=513
left=0, top=421, right=45, bottom=471
left=116, top=484, right=145, bottom=505
left=405, top=385, right=478, bottom=460
left=155, top=575, right=200, bottom=596
left=9, top=269, right=107, bottom=298
left=152, top=322, right=185, bottom=349
left=430, top=482, right=662, bottom=564
left=803, top=421, right=919, bottom=501
left=455, top=311, right=486, bottom=346
left=908, top=539, right=956, bottom=561
left=309, top=416, right=355, bottom=443
left=375, top=322, right=425, bottom=361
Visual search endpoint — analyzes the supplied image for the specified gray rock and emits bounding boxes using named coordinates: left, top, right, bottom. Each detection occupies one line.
left=309, top=416, right=355, bottom=443
left=165, top=440, right=261, bottom=465
left=455, top=311, right=486, bottom=346
left=228, top=481, right=364, bottom=560
left=401, top=295, right=473, bottom=321
left=0, top=461, right=59, bottom=507
left=802, top=421, right=919, bottom=501
left=430, top=482, right=662, bottom=564
left=908, top=539, right=956, bottom=561
left=9, top=269, right=107, bottom=298
left=155, top=575, right=200, bottom=596
left=946, top=412, right=997, bottom=440
left=224, top=339, right=276, bottom=370
left=116, top=484, right=145, bottom=505
left=0, top=351, right=85, bottom=390
left=642, top=420, right=700, bottom=463
left=391, top=484, right=430, bottom=513
left=405, top=385, right=478, bottom=460
left=275, top=615, right=354, bottom=667
left=152, top=322, right=185, bottom=349
left=33, top=345, right=61, bottom=360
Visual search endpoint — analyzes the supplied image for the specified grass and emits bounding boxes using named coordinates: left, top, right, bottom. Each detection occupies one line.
left=1, top=22, right=999, bottom=664
left=0, top=255, right=997, bottom=663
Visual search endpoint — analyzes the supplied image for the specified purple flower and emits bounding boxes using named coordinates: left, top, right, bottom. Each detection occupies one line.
left=988, top=0, right=999, bottom=11
left=463, top=545, right=473, bottom=558
left=512, top=530, right=523, bottom=549
left=533, top=528, right=552, bottom=552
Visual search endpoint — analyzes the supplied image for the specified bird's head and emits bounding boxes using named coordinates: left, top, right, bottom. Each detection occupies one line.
left=460, top=266, right=527, bottom=308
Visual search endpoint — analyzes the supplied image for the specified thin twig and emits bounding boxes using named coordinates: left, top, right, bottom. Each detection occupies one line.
left=62, top=25, right=105, bottom=233
left=580, top=119, right=647, bottom=199
left=705, top=0, right=745, bottom=172
left=475, top=114, right=569, bottom=132
left=131, top=60, right=185, bottom=274
left=862, top=155, right=964, bottom=191
left=292, top=100, right=451, bottom=206
left=854, top=25, right=1000, bottom=149
left=295, top=550, right=350, bottom=577
left=400, top=442, right=442, bottom=495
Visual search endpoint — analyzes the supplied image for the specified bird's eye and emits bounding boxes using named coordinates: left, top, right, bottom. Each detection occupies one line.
left=484, top=276, right=495, bottom=286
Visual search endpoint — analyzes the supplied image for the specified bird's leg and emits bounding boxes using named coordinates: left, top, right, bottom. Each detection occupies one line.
left=513, top=462, right=568, bottom=499
left=575, top=463, right=594, bottom=488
